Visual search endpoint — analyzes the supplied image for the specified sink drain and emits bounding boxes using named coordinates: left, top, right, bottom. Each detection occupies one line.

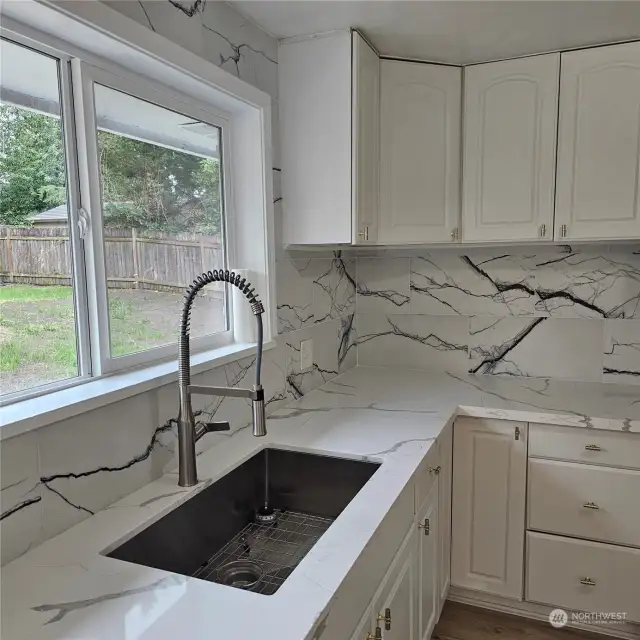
left=216, top=560, right=263, bottom=590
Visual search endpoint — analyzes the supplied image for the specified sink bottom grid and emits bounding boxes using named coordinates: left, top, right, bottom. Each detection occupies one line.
left=192, top=510, right=335, bottom=595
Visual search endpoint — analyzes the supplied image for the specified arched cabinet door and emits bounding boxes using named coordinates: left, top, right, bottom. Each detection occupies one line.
left=556, top=42, right=640, bottom=240
left=379, top=60, right=461, bottom=244
left=462, top=54, right=559, bottom=242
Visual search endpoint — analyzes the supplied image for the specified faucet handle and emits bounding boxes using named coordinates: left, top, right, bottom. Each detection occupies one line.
left=195, top=421, right=231, bottom=441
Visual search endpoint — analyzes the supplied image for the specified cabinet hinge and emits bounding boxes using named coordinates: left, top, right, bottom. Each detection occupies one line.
left=515, top=425, right=520, bottom=441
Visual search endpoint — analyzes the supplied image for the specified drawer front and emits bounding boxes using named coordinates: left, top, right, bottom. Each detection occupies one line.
left=528, top=458, right=640, bottom=547
left=529, top=423, right=640, bottom=470
left=526, top=531, right=640, bottom=623
left=415, top=442, right=440, bottom=515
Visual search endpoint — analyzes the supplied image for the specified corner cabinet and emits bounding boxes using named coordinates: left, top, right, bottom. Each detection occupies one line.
left=279, top=30, right=379, bottom=245
left=451, top=417, right=527, bottom=599
left=379, top=61, right=461, bottom=244
left=555, top=41, right=640, bottom=240
left=462, top=54, right=559, bottom=242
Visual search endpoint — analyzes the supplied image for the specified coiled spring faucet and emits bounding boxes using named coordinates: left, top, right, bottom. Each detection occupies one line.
left=178, top=270, right=266, bottom=487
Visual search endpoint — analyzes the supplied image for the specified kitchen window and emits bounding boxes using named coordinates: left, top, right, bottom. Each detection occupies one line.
left=0, top=19, right=274, bottom=411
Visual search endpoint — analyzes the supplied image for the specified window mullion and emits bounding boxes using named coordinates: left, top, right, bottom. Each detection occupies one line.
left=59, top=59, right=92, bottom=379
left=70, top=59, right=112, bottom=376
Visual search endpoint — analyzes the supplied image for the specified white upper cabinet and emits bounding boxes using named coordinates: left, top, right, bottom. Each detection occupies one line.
left=379, top=61, right=462, bottom=244
left=280, top=31, right=379, bottom=245
left=556, top=42, right=640, bottom=240
left=462, top=54, right=560, bottom=242
left=352, top=31, right=380, bottom=244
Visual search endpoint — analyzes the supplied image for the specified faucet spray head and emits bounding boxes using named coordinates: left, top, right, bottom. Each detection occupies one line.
left=252, top=385, right=267, bottom=437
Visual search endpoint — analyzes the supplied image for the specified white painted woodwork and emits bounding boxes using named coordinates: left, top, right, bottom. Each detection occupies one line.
left=349, top=604, right=374, bottom=640
left=451, top=417, right=527, bottom=599
left=437, top=423, right=453, bottom=609
left=280, top=31, right=352, bottom=244
left=526, top=531, right=640, bottom=623
left=374, top=528, right=418, bottom=640
left=556, top=41, right=640, bottom=240
left=352, top=31, right=380, bottom=245
left=319, top=483, right=414, bottom=640
left=462, top=54, right=560, bottom=242
left=414, top=443, right=440, bottom=514
left=529, top=423, right=640, bottom=470
left=528, top=458, right=640, bottom=548
left=417, top=481, right=439, bottom=640
left=379, top=60, right=461, bottom=244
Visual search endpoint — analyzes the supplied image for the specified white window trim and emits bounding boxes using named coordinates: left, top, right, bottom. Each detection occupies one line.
left=0, top=1, right=276, bottom=425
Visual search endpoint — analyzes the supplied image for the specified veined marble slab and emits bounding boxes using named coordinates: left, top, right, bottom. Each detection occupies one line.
left=3, top=366, right=639, bottom=640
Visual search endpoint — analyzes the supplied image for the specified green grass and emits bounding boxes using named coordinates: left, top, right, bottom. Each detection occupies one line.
left=0, top=285, right=177, bottom=383
left=0, top=284, right=73, bottom=302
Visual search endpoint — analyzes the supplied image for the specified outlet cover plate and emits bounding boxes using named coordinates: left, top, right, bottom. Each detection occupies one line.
left=300, top=339, right=314, bottom=371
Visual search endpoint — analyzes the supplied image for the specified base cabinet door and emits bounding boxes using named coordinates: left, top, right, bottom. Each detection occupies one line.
left=451, top=417, right=527, bottom=599
left=374, top=529, right=418, bottom=640
left=417, top=481, right=439, bottom=640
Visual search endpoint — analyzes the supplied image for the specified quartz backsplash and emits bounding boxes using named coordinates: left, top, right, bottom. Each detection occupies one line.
left=355, top=244, right=640, bottom=384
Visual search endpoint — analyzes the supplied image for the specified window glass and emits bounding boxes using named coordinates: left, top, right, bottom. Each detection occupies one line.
left=0, top=38, right=80, bottom=396
left=93, top=84, right=227, bottom=358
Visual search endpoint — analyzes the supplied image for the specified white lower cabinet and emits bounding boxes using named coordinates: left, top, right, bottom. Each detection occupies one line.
left=417, top=482, right=439, bottom=640
left=451, top=417, right=527, bottom=599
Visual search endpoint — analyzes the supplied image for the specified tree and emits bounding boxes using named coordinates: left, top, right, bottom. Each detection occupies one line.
left=0, top=105, right=66, bottom=225
left=0, top=103, right=222, bottom=235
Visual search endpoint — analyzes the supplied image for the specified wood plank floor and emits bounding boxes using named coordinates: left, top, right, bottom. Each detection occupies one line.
left=433, top=602, right=605, bottom=640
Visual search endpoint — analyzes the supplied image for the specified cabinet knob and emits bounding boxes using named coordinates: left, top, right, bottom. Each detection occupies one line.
left=429, top=465, right=441, bottom=475
left=580, top=577, right=596, bottom=586
left=583, top=501, right=600, bottom=510
left=585, top=444, right=601, bottom=452
left=377, top=608, right=391, bottom=631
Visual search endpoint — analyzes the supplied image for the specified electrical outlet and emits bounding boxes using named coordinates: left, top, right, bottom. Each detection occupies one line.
left=300, top=339, right=314, bottom=371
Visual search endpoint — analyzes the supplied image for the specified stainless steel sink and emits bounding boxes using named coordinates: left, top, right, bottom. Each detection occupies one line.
left=105, top=448, right=380, bottom=595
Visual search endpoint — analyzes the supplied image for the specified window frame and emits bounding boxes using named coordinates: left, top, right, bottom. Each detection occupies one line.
left=72, top=61, right=237, bottom=375
left=0, top=8, right=276, bottom=412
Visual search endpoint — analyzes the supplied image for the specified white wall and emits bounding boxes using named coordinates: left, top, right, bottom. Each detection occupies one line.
left=0, top=0, right=356, bottom=565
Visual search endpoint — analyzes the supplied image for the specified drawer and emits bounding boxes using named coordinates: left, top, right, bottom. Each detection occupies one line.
left=528, top=458, right=640, bottom=547
left=526, top=531, right=640, bottom=623
left=414, top=441, right=440, bottom=514
left=529, top=423, right=640, bottom=470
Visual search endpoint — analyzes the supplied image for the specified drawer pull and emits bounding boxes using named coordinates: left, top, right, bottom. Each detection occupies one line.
left=429, top=466, right=441, bottom=475
left=583, top=501, right=600, bottom=510
left=580, top=577, right=596, bottom=586
left=585, top=444, right=601, bottom=452
left=377, top=608, right=391, bottom=631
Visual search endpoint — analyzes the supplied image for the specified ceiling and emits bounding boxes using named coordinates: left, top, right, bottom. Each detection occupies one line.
left=230, top=1, right=640, bottom=65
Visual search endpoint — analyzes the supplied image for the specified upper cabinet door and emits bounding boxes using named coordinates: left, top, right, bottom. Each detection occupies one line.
left=462, top=54, right=560, bottom=242
left=556, top=42, right=640, bottom=240
left=379, top=61, right=461, bottom=244
left=352, top=32, right=380, bottom=245
left=280, top=32, right=353, bottom=245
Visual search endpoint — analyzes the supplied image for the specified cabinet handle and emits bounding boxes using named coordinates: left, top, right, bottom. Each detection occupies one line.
left=377, top=608, right=391, bottom=631
left=560, top=224, right=567, bottom=238
left=418, top=517, right=430, bottom=535
left=429, top=465, right=441, bottom=475
left=585, top=444, right=601, bottom=452
left=539, top=224, right=546, bottom=238
left=450, top=227, right=459, bottom=241
left=515, top=425, right=521, bottom=441
left=365, top=628, right=382, bottom=640
left=583, top=501, right=600, bottom=510
left=358, top=226, right=369, bottom=241
left=580, top=577, right=596, bottom=586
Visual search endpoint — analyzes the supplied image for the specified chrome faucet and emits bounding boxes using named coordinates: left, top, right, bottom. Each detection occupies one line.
left=177, top=270, right=266, bottom=487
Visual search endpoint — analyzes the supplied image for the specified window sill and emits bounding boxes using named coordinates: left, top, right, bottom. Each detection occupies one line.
left=0, top=340, right=276, bottom=440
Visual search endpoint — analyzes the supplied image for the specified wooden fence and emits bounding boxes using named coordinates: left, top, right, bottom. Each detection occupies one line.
left=0, top=226, right=224, bottom=292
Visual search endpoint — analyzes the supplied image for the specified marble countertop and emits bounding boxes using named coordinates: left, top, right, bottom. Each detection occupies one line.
left=3, top=367, right=639, bottom=640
